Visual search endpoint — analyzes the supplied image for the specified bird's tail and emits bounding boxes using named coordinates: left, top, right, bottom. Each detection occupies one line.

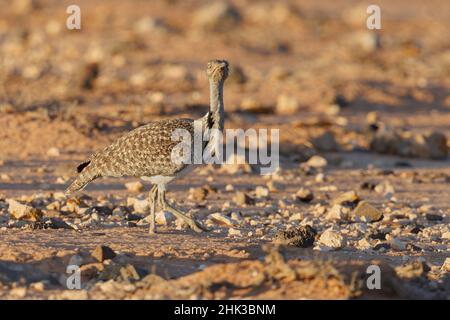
left=65, top=160, right=100, bottom=196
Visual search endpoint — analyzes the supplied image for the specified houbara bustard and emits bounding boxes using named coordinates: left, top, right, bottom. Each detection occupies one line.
left=66, top=60, right=229, bottom=234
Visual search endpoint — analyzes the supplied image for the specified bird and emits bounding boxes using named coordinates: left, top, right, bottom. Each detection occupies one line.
left=66, top=60, right=229, bottom=234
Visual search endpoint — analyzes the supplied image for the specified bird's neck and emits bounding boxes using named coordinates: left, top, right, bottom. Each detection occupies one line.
left=207, top=79, right=225, bottom=131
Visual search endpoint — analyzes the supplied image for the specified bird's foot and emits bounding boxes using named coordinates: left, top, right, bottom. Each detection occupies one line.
left=165, top=204, right=209, bottom=233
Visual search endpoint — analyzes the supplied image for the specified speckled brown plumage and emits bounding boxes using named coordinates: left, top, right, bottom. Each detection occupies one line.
left=66, top=118, right=201, bottom=194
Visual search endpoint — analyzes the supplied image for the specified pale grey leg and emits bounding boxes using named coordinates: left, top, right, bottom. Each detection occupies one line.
left=148, top=185, right=158, bottom=234
left=158, top=184, right=208, bottom=233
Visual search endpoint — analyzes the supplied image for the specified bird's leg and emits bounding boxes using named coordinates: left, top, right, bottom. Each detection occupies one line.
left=158, top=185, right=208, bottom=233
left=148, top=185, right=158, bottom=234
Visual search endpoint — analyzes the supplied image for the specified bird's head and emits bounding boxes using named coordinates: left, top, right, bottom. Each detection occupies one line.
left=207, top=60, right=229, bottom=83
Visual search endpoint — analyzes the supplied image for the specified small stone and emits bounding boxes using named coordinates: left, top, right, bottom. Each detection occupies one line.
left=65, top=198, right=81, bottom=213
left=189, top=187, right=209, bottom=201
left=390, top=237, right=407, bottom=251
left=305, top=155, right=327, bottom=168
left=276, top=94, right=299, bottom=115
left=46, top=201, right=61, bottom=211
left=7, top=199, right=42, bottom=221
left=326, top=204, right=350, bottom=220
left=129, top=198, right=149, bottom=213
left=273, top=225, right=317, bottom=248
left=311, top=131, right=339, bottom=152
left=255, top=186, right=269, bottom=198
left=356, top=238, right=372, bottom=250
left=30, top=282, right=45, bottom=292
left=47, top=147, right=60, bottom=157
left=125, top=181, right=144, bottom=193
left=230, top=211, right=243, bottom=223
left=91, top=245, right=117, bottom=262
left=225, top=184, right=234, bottom=192
left=209, top=213, right=236, bottom=227
left=317, top=229, right=345, bottom=250
left=228, top=228, right=242, bottom=237
left=374, top=181, right=395, bottom=199
left=233, top=192, right=255, bottom=206
left=351, top=201, right=383, bottom=222
left=315, top=173, right=326, bottom=183
left=156, top=211, right=175, bottom=225
left=333, top=190, right=359, bottom=206
left=10, top=287, right=27, bottom=298
left=296, top=188, right=314, bottom=203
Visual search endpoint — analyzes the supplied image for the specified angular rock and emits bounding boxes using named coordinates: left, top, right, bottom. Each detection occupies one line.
left=273, top=225, right=317, bottom=248
left=91, top=245, right=117, bottom=262
left=332, top=190, right=359, bottom=206
left=351, top=201, right=383, bottom=222
left=317, top=229, right=345, bottom=250
left=7, top=199, right=42, bottom=221
left=326, top=204, right=350, bottom=220
left=255, top=186, right=269, bottom=198
left=233, top=192, right=255, bottom=206
left=296, top=188, right=314, bottom=203
left=208, top=213, right=236, bottom=227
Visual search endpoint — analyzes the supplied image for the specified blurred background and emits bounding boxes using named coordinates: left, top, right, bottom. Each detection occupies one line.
left=0, top=0, right=449, bottom=163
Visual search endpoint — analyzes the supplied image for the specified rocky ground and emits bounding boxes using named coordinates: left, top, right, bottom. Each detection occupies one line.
left=0, top=0, right=449, bottom=299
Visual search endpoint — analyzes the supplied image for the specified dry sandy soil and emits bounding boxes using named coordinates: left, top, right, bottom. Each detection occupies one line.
left=0, top=0, right=449, bottom=299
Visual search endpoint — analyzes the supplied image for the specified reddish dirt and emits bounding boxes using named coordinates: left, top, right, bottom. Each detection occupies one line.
left=0, top=0, right=449, bottom=299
